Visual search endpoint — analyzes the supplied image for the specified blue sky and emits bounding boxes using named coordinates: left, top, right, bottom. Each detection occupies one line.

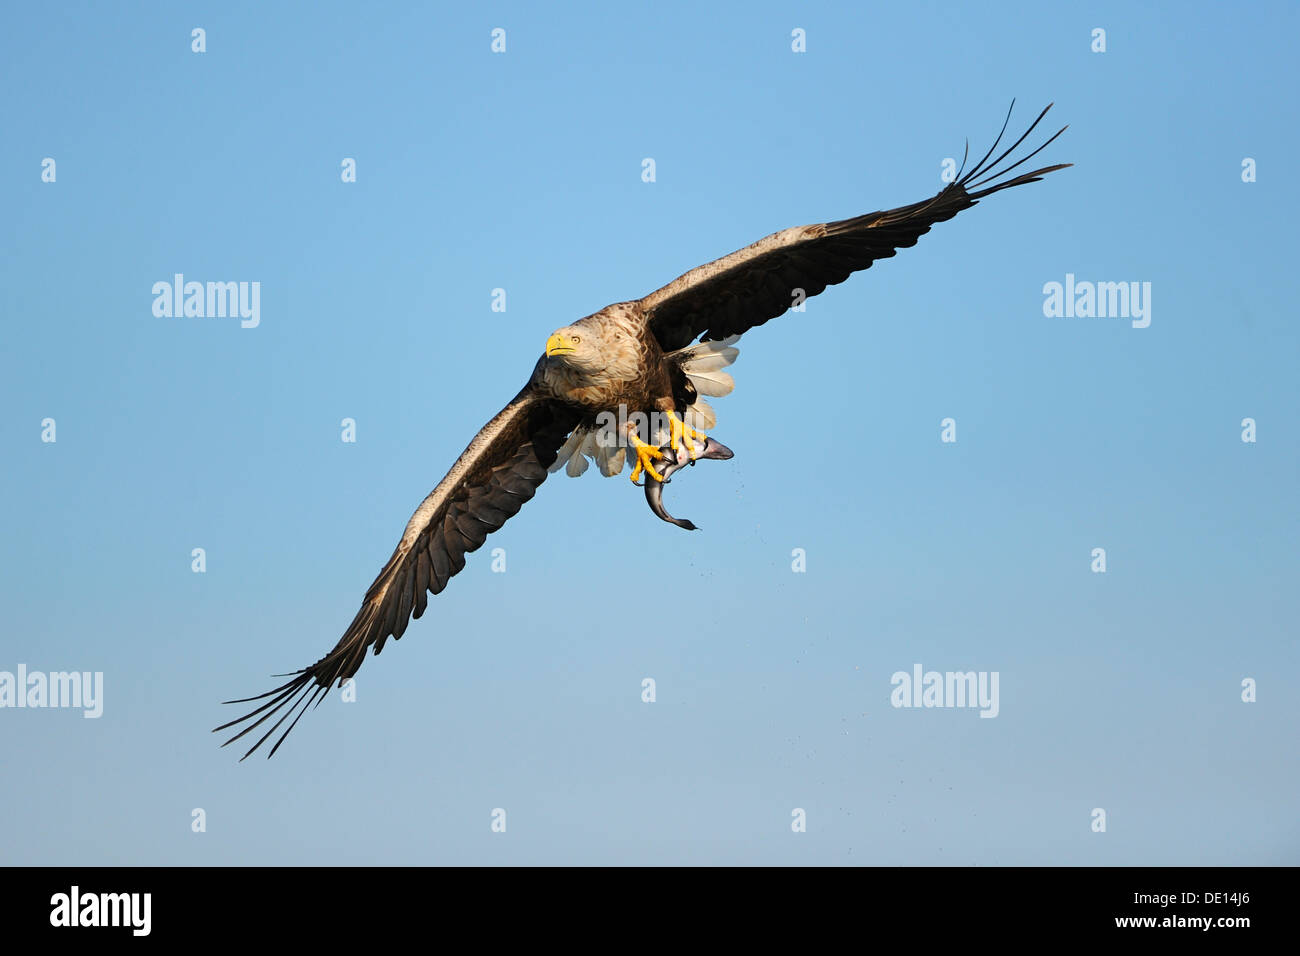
left=1, top=1, right=1296, bottom=865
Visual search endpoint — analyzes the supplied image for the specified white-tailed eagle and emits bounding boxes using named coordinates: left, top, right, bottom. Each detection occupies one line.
left=217, top=103, right=1069, bottom=758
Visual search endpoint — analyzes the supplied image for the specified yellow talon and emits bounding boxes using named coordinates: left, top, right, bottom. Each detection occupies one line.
left=628, top=433, right=666, bottom=484
left=667, top=410, right=707, bottom=461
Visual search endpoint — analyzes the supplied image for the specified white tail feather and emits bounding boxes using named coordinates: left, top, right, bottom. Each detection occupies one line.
left=685, top=400, right=716, bottom=431
left=565, top=450, right=589, bottom=476
left=550, top=429, right=586, bottom=473
left=685, top=369, right=734, bottom=397
left=678, top=336, right=736, bottom=434
left=676, top=335, right=741, bottom=374
left=597, top=442, right=626, bottom=476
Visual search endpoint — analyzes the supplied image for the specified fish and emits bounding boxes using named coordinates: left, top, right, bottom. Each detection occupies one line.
left=642, top=436, right=735, bottom=531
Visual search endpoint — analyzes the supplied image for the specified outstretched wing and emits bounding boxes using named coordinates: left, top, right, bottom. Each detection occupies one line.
left=640, top=102, right=1070, bottom=352
left=215, top=386, right=580, bottom=759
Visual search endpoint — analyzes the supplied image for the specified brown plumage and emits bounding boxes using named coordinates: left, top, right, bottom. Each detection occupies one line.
left=216, top=102, right=1069, bottom=758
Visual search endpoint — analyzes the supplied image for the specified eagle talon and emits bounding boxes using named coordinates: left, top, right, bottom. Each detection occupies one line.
left=667, top=410, right=707, bottom=462
left=628, top=433, right=666, bottom=484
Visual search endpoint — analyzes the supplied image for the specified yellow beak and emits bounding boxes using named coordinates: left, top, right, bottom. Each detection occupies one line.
left=546, top=332, right=577, bottom=357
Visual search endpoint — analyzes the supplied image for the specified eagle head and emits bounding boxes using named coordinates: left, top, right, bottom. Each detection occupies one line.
left=544, top=327, right=600, bottom=371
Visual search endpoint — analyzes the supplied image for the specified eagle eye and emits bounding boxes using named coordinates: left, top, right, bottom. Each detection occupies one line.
left=571, top=335, right=581, bottom=344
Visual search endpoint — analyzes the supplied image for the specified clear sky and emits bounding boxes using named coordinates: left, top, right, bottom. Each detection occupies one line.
left=2, top=1, right=1296, bottom=865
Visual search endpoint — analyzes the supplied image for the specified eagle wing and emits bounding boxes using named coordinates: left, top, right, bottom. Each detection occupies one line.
left=215, top=386, right=579, bottom=759
left=640, top=103, right=1070, bottom=352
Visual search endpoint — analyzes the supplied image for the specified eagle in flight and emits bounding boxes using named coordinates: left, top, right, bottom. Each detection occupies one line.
left=217, top=103, right=1069, bottom=758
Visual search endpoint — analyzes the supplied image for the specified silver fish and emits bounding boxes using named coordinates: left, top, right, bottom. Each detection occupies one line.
left=643, top=437, right=734, bottom=531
